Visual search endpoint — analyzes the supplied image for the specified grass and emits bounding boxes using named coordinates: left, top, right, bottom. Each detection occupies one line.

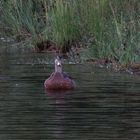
left=49, top=0, right=81, bottom=46
left=1, top=0, right=140, bottom=64
left=83, top=0, right=140, bottom=64
left=1, top=0, right=48, bottom=44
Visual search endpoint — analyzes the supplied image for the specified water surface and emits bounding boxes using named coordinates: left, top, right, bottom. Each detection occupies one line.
left=0, top=53, right=140, bottom=140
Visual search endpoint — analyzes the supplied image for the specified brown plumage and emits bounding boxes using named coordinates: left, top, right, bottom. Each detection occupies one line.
left=44, top=57, right=75, bottom=90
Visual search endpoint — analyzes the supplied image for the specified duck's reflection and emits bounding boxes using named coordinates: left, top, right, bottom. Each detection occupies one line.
left=45, top=90, right=73, bottom=139
left=45, top=89, right=72, bottom=96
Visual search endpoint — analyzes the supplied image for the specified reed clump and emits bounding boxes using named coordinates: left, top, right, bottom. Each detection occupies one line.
left=1, top=0, right=140, bottom=64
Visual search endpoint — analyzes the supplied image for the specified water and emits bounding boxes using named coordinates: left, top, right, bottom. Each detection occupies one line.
left=0, top=53, right=140, bottom=140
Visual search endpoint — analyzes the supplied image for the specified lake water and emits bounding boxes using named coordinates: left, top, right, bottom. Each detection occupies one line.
left=0, top=53, right=140, bottom=140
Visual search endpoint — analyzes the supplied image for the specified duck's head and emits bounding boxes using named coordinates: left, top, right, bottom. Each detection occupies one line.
left=55, top=56, right=62, bottom=73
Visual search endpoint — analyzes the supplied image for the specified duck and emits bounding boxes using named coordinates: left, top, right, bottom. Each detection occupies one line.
left=44, top=56, right=76, bottom=90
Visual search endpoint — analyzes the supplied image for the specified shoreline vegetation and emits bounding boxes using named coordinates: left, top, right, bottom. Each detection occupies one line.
left=0, top=0, right=140, bottom=74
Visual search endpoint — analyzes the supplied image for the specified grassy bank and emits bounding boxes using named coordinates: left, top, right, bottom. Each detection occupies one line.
left=1, top=0, right=140, bottom=64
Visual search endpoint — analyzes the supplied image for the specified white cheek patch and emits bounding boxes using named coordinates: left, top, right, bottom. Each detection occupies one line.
left=57, top=62, right=61, bottom=66
left=55, top=58, right=62, bottom=66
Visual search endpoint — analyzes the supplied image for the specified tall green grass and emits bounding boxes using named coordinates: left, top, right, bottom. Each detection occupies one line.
left=1, top=0, right=140, bottom=64
left=80, top=0, right=140, bottom=64
left=1, top=0, right=48, bottom=44
left=109, top=0, right=140, bottom=64
left=49, top=0, right=81, bottom=46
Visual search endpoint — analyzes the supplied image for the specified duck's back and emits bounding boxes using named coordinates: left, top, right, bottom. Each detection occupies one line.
left=44, top=72, right=75, bottom=90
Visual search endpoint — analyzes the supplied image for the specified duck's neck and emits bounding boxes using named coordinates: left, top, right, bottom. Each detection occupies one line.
left=55, top=65, right=62, bottom=73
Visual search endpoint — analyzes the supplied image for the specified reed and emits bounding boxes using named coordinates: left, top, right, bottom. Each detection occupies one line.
left=82, top=0, right=140, bottom=64
left=107, top=0, right=140, bottom=63
left=49, top=0, right=81, bottom=46
left=1, top=0, right=48, bottom=44
left=1, top=0, right=140, bottom=64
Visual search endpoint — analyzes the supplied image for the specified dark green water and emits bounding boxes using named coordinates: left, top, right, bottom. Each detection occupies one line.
left=0, top=53, right=140, bottom=140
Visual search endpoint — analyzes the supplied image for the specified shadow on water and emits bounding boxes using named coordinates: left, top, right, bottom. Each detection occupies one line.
left=0, top=53, right=140, bottom=140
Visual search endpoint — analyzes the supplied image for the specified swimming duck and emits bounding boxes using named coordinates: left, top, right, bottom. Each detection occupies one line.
left=44, top=56, right=75, bottom=90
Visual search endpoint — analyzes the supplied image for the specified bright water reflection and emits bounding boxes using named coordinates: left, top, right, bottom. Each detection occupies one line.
left=0, top=53, right=140, bottom=140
